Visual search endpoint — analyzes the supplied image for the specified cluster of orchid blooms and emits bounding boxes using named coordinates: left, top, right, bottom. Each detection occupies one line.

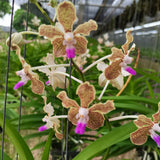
left=7, top=1, right=160, bottom=148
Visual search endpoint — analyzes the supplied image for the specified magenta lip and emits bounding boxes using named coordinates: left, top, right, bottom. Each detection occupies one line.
left=66, top=48, right=75, bottom=59
left=38, top=125, right=48, bottom=132
left=75, top=122, right=86, bottom=135
left=45, top=80, right=50, bottom=85
left=14, top=81, right=25, bottom=90
left=125, top=67, right=136, bottom=75
left=152, top=134, right=160, bottom=147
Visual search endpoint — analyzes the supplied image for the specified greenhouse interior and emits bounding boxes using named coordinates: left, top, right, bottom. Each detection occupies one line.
left=1, top=0, right=160, bottom=160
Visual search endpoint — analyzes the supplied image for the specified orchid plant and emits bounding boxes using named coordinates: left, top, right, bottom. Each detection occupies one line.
left=4, top=0, right=160, bottom=160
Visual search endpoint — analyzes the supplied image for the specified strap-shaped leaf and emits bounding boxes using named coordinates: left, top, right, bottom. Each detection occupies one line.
left=0, top=113, right=34, bottom=160
left=73, top=122, right=136, bottom=160
left=41, top=130, right=54, bottom=160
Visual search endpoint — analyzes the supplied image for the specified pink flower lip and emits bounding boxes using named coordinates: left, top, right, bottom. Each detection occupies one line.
left=14, top=81, right=25, bottom=90
left=66, top=48, right=75, bottom=59
left=151, top=133, right=160, bottom=147
left=125, top=67, right=136, bottom=75
left=75, top=122, right=86, bottom=135
left=45, top=80, right=50, bottom=85
left=39, top=125, right=48, bottom=132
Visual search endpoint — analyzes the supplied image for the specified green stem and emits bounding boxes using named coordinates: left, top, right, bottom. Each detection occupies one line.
left=33, top=1, right=54, bottom=25
left=102, top=115, right=112, bottom=160
left=102, top=148, right=110, bottom=160
left=20, top=31, right=39, bottom=36
left=71, top=59, right=85, bottom=82
left=105, top=115, right=112, bottom=131
left=153, top=147, right=160, bottom=159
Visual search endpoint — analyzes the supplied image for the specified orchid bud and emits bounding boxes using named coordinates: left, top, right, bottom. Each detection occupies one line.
left=48, top=0, right=57, bottom=8
left=6, top=32, right=24, bottom=50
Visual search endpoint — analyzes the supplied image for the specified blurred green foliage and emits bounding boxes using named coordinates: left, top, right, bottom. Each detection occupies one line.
left=0, top=0, right=11, bottom=18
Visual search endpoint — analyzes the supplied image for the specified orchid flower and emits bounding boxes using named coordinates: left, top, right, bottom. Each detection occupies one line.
left=39, top=96, right=63, bottom=140
left=97, top=37, right=103, bottom=44
left=97, top=62, right=123, bottom=90
left=105, top=30, right=136, bottom=81
left=13, top=45, right=44, bottom=95
left=39, top=1, right=97, bottom=59
left=57, top=82, right=115, bottom=135
left=31, top=16, right=41, bottom=26
left=38, top=53, right=68, bottom=90
left=130, top=102, right=160, bottom=147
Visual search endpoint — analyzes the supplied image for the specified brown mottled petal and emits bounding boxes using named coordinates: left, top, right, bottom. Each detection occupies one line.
left=57, top=91, right=80, bottom=108
left=104, top=60, right=121, bottom=80
left=76, top=82, right=95, bottom=108
left=39, top=24, right=64, bottom=39
left=30, top=77, right=44, bottom=95
left=87, top=111, right=104, bottom=129
left=57, top=1, right=76, bottom=32
left=53, top=120, right=63, bottom=140
left=153, top=102, right=160, bottom=123
left=134, top=115, right=153, bottom=128
left=55, top=132, right=63, bottom=140
left=73, top=20, right=97, bottom=36
left=130, top=127, right=150, bottom=145
left=52, top=37, right=66, bottom=57
left=108, top=47, right=124, bottom=61
left=89, top=100, right=115, bottom=114
left=68, top=107, right=79, bottom=125
left=74, top=36, right=88, bottom=55
left=14, top=44, right=25, bottom=64
left=122, top=30, right=133, bottom=55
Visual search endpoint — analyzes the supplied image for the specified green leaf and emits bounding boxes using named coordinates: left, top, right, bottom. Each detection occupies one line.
left=73, top=122, right=136, bottom=160
left=145, top=80, right=154, bottom=98
left=31, top=141, right=46, bottom=151
left=101, top=95, right=158, bottom=105
left=0, top=150, right=12, bottom=160
left=41, top=130, right=54, bottom=160
left=0, top=113, right=34, bottom=160
left=24, top=130, right=49, bottom=140
left=115, top=102, right=153, bottom=114
left=136, top=69, right=160, bottom=84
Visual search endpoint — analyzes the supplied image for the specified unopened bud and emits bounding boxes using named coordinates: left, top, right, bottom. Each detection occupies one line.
left=6, top=32, right=24, bottom=50
left=48, top=0, right=57, bottom=8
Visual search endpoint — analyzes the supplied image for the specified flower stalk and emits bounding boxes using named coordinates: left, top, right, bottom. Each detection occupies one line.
left=33, top=1, right=54, bottom=25
left=20, top=31, right=39, bottom=36
left=31, top=64, right=70, bottom=70
left=54, top=71, right=82, bottom=84
left=82, top=55, right=111, bottom=73
left=109, top=115, right=138, bottom=122
left=98, top=80, right=110, bottom=100
left=71, top=59, right=85, bottom=82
